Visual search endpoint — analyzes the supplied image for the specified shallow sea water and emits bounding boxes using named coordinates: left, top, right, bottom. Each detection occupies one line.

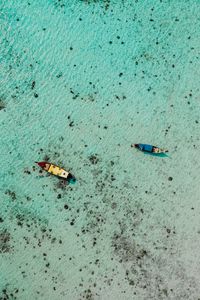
left=1, top=0, right=200, bottom=299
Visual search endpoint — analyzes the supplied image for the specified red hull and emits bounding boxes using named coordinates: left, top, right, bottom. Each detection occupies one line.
left=35, top=161, right=47, bottom=168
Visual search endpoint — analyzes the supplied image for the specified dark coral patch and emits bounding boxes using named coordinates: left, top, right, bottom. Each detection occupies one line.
left=0, top=100, right=6, bottom=110
left=88, top=154, right=99, bottom=165
left=0, top=229, right=12, bottom=253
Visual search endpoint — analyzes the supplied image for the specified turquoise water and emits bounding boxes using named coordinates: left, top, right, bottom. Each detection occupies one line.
left=1, top=1, right=200, bottom=299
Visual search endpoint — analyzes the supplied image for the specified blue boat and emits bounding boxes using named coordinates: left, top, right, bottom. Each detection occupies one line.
left=131, top=143, right=168, bottom=154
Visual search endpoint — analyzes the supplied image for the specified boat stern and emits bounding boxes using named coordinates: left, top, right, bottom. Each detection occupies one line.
left=131, top=144, right=139, bottom=148
left=67, top=173, right=76, bottom=184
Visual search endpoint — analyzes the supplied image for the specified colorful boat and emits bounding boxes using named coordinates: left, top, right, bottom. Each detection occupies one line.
left=35, top=161, right=76, bottom=182
left=131, top=144, right=168, bottom=154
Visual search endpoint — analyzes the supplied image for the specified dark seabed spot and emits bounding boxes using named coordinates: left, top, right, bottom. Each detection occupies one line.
left=0, top=286, right=19, bottom=300
left=0, top=229, right=12, bottom=253
left=111, top=233, right=147, bottom=263
left=0, top=99, right=6, bottom=110
left=31, top=81, right=36, bottom=89
left=81, top=0, right=111, bottom=10
left=5, top=190, right=16, bottom=201
left=88, top=154, right=100, bottom=165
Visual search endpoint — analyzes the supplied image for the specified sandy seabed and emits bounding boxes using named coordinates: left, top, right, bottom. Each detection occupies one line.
left=0, top=1, right=200, bottom=299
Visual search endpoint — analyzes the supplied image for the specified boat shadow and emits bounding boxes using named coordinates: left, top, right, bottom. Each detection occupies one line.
left=67, top=177, right=77, bottom=184
left=143, top=152, right=169, bottom=158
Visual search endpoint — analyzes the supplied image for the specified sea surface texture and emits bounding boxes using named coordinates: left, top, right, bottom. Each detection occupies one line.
left=1, top=1, right=200, bottom=299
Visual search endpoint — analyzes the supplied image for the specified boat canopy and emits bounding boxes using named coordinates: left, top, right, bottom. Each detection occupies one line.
left=139, top=144, right=153, bottom=152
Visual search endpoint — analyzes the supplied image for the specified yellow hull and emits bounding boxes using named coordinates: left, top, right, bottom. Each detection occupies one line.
left=47, top=164, right=69, bottom=179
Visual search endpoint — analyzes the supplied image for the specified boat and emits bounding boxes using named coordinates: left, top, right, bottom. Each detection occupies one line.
left=35, top=161, right=76, bottom=183
left=131, top=144, right=168, bottom=154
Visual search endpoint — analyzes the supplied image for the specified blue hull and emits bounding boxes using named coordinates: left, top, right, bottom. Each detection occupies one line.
left=136, top=144, right=154, bottom=153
